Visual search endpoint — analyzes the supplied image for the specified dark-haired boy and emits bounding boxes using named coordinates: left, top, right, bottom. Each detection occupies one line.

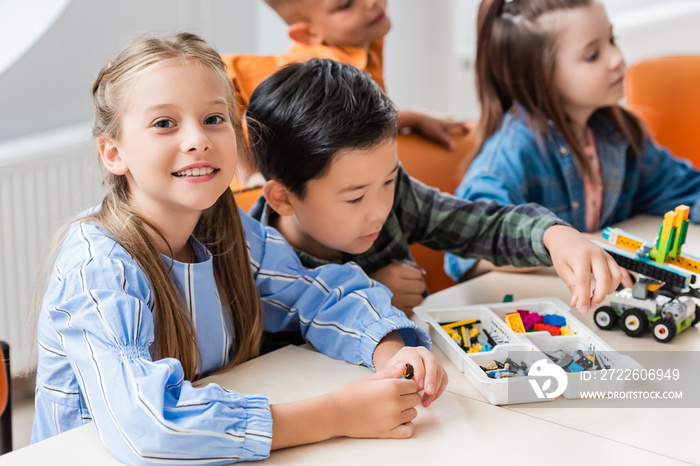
left=247, top=58, right=624, bottom=315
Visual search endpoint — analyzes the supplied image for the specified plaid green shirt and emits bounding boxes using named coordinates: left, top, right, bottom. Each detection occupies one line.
left=248, top=165, right=563, bottom=275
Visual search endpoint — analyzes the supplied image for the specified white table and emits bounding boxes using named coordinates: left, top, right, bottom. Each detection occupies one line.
left=1, top=344, right=688, bottom=465
left=415, top=215, right=700, bottom=465
left=2, top=215, right=697, bottom=465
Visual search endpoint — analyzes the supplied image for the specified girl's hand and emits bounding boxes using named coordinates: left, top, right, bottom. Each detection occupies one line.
left=269, top=364, right=420, bottom=449
left=329, top=363, right=421, bottom=439
left=270, top=341, right=447, bottom=448
left=543, top=225, right=625, bottom=313
left=370, top=262, right=426, bottom=316
left=376, top=345, right=448, bottom=408
left=398, top=109, right=469, bottom=151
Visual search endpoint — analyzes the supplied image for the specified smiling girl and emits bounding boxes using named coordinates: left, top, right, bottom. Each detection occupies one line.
left=30, top=32, right=446, bottom=464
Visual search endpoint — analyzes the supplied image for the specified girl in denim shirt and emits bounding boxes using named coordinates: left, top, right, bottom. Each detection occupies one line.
left=445, top=0, right=700, bottom=282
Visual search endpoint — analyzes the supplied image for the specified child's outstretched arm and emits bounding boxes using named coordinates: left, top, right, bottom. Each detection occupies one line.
left=543, top=225, right=625, bottom=314
left=270, top=363, right=419, bottom=449
left=398, top=109, right=470, bottom=151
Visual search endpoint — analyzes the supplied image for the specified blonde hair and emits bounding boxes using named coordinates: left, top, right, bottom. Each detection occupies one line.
left=85, top=32, right=263, bottom=380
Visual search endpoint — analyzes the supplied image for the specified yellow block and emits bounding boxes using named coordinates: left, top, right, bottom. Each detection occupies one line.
left=442, top=326, right=456, bottom=338
left=560, top=326, right=575, bottom=336
left=614, top=234, right=644, bottom=252
left=669, top=255, right=700, bottom=274
left=505, top=313, right=526, bottom=333
left=675, top=205, right=689, bottom=223
left=442, top=319, right=477, bottom=329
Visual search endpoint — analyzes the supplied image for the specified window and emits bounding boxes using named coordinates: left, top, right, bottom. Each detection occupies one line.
left=0, top=0, right=70, bottom=75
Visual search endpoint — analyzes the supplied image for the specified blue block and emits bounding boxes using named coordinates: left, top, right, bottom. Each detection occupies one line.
left=543, top=314, right=566, bottom=327
left=567, top=362, right=584, bottom=372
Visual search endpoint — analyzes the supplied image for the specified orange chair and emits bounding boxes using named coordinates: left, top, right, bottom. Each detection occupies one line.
left=232, top=185, right=264, bottom=213
left=626, top=56, right=700, bottom=169
left=0, top=341, right=11, bottom=455
left=397, top=127, right=477, bottom=293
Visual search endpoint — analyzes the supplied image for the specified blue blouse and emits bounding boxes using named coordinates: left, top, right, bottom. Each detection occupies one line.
left=32, top=208, right=428, bottom=465
left=445, top=108, right=700, bottom=281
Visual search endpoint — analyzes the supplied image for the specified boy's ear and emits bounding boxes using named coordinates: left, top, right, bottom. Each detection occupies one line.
left=263, top=179, right=297, bottom=216
left=98, top=137, right=129, bottom=176
left=288, top=22, right=322, bottom=45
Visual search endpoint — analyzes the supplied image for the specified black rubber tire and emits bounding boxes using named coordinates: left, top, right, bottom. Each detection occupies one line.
left=594, top=306, right=618, bottom=330
left=620, top=308, right=649, bottom=337
left=652, top=317, right=677, bottom=343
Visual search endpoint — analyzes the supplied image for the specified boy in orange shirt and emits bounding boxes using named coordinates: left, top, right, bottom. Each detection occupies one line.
left=225, top=0, right=469, bottom=181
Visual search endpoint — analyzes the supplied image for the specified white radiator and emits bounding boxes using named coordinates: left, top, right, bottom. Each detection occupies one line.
left=0, top=124, right=104, bottom=376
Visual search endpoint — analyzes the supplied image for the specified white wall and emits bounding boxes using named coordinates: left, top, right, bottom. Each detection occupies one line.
left=605, top=0, right=700, bottom=64
left=446, top=0, right=700, bottom=120
left=0, top=0, right=467, bottom=143
left=0, top=0, right=466, bottom=143
left=0, top=0, right=292, bottom=373
left=2, top=0, right=700, bottom=376
left=0, top=0, right=289, bottom=142
left=4, top=0, right=700, bottom=143
left=384, top=0, right=461, bottom=118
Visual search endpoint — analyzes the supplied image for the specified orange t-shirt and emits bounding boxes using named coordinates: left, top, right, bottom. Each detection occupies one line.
left=222, top=39, right=385, bottom=109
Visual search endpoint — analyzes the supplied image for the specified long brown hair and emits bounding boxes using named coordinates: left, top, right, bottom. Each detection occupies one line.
left=84, top=33, right=262, bottom=380
left=474, top=0, right=645, bottom=177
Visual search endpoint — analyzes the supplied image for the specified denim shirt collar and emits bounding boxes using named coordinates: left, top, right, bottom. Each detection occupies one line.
left=506, top=106, right=630, bottom=228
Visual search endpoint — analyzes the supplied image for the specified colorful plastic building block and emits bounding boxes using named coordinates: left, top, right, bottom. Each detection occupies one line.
left=594, top=205, right=700, bottom=343
left=533, top=322, right=561, bottom=336
left=441, top=319, right=497, bottom=353
left=543, top=314, right=566, bottom=327
left=544, top=350, right=606, bottom=372
left=559, top=326, right=575, bottom=336
left=516, top=310, right=541, bottom=329
left=442, top=318, right=478, bottom=329
left=505, top=312, right=526, bottom=333
left=480, top=358, right=528, bottom=379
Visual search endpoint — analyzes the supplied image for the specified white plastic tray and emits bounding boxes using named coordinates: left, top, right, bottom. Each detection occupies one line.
left=415, top=297, right=638, bottom=405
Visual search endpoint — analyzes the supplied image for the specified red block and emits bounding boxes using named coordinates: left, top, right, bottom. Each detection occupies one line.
left=533, top=322, right=561, bottom=336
